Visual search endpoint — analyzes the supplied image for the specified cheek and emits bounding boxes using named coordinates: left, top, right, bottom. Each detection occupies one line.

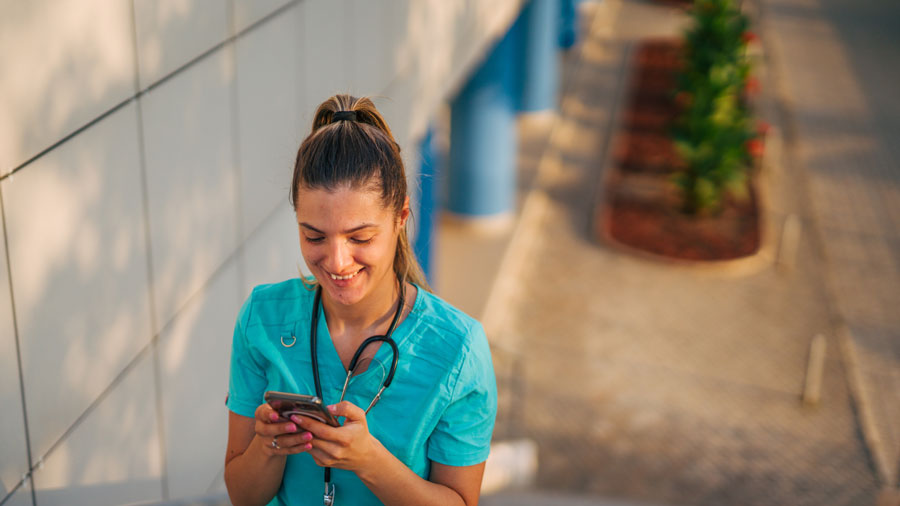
left=297, top=241, right=322, bottom=266
left=372, top=239, right=399, bottom=270
left=354, top=242, right=391, bottom=270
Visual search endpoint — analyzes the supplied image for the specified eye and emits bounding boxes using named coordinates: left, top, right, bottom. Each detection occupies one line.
left=304, top=236, right=325, bottom=244
left=350, top=236, right=373, bottom=244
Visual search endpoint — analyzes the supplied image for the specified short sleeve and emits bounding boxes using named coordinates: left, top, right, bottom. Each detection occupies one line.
left=226, top=293, right=266, bottom=419
left=426, top=323, right=497, bottom=466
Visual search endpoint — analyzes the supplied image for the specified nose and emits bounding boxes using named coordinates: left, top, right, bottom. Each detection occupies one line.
left=326, top=239, right=354, bottom=274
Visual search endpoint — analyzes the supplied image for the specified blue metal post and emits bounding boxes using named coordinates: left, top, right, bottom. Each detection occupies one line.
left=517, top=0, right=560, bottom=112
left=560, top=0, right=578, bottom=49
left=447, top=22, right=518, bottom=217
left=413, top=127, right=437, bottom=284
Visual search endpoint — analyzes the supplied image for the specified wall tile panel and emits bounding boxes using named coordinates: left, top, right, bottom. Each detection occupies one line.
left=241, top=202, right=306, bottom=297
left=2, top=102, right=153, bottom=462
left=1, top=478, right=34, bottom=506
left=133, top=0, right=230, bottom=89
left=232, top=0, right=293, bottom=34
left=0, top=203, right=31, bottom=505
left=159, top=259, right=241, bottom=499
left=301, top=0, right=352, bottom=104
left=0, top=0, right=136, bottom=176
left=31, top=352, right=163, bottom=506
left=140, top=46, right=239, bottom=332
left=235, top=4, right=304, bottom=243
left=348, top=0, right=390, bottom=97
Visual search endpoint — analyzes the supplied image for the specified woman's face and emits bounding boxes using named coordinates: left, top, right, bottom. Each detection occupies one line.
left=295, top=185, right=408, bottom=308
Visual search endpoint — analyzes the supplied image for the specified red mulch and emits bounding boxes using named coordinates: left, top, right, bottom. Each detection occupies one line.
left=600, top=38, right=761, bottom=262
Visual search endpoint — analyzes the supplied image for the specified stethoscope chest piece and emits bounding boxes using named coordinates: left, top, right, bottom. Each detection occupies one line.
left=324, top=482, right=335, bottom=506
left=281, top=335, right=297, bottom=347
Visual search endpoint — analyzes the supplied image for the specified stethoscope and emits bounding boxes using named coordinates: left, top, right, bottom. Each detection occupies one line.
left=310, top=284, right=403, bottom=506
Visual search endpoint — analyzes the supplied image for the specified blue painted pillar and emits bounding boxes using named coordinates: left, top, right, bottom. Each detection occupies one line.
left=447, top=21, right=518, bottom=217
left=517, top=0, right=560, bottom=112
left=413, top=127, right=438, bottom=284
left=560, top=0, right=578, bottom=49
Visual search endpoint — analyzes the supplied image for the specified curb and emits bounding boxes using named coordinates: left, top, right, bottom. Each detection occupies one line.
left=838, top=324, right=897, bottom=488
left=591, top=36, right=779, bottom=279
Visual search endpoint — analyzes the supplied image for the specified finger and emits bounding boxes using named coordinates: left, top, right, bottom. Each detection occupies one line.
left=294, top=415, right=344, bottom=443
left=328, top=401, right=366, bottom=423
left=255, top=419, right=301, bottom=438
left=259, top=432, right=313, bottom=457
left=264, top=435, right=313, bottom=456
left=272, top=431, right=315, bottom=450
left=309, top=436, right=344, bottom=457
left=307, top=445, right=338, bottom=468
left=255, top=403, right=281, bottom=423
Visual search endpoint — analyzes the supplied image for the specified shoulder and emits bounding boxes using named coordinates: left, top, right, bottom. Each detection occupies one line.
left=408, top=289, right=490, bottom=368
left=238, top=278, right=316, bottom=329
left=413, top=289, right=483, bottom=340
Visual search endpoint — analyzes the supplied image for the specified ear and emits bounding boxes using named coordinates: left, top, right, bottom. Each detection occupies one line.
left=398, top=196, right=411, bottom=228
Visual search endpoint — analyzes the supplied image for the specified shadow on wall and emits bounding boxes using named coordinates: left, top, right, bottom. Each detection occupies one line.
left=0, top=0, right=240, bottom=502
left=0, top=1, right=136, bottom=176
left=3, top=102, right=161, bottom=500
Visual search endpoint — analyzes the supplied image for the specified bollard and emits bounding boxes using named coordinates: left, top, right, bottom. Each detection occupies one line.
left=802, top=334, right=827, bottom=405
left=777, top=213, right=802, bottom=274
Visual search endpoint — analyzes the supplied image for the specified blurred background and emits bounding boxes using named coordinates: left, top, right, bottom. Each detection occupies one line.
left=1, top=0, right=898, bottom=505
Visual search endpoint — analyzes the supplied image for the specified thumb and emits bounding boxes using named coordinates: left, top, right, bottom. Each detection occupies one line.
left=328, top=401, right=366, bottom=422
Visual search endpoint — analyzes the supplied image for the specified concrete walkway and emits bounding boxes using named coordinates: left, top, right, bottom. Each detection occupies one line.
left=437, top=0, right=897, bottom=504
left=760, top=0, right=900, bottom=493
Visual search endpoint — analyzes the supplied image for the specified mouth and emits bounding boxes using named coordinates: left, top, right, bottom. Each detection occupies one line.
left=327, top=268, right=363, bottom=282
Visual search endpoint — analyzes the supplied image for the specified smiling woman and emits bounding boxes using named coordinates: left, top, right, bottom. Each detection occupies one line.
left=295, top=187, right=402, bottom=309
left=223, top=94, right=497, bottom=506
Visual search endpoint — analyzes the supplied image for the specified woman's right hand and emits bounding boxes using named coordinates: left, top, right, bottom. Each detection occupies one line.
left=254, top=402, right=315, bottom=457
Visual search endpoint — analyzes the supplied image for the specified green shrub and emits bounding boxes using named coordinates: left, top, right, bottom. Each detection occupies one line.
left=672, top=0, right=756, bottom=214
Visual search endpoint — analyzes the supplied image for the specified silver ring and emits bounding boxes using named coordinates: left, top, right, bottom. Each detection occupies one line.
left=271, top=436, right=280, bottom=450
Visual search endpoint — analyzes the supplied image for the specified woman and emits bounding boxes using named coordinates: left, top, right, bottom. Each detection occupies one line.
left=224, top=94, right=497, bottom=505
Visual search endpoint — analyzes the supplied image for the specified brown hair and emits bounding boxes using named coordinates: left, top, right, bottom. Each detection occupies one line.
left=290, top=94, right=431, bottom=292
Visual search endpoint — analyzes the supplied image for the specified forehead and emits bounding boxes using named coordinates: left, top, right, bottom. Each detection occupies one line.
left=294, top=186, right=393, bottom=227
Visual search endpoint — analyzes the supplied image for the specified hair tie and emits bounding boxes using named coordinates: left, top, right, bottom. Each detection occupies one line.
left=332, top=110, right=357, bottom=123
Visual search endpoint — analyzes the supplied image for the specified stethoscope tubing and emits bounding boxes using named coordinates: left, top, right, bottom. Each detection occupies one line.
left=308, top=283, right=404, bottom=505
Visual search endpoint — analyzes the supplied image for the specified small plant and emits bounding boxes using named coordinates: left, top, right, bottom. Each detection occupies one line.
left=672, top=0, right=757, bottom=214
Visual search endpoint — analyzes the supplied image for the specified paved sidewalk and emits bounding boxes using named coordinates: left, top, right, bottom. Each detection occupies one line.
left=438, top=0, right=893, bottom=504
left=760, top=0, right=900, bottom=491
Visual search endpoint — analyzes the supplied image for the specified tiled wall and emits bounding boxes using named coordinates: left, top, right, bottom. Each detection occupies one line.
left=0, top=0, right=523, bottom=504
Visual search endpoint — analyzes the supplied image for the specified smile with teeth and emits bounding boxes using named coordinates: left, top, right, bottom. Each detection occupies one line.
left=329, top=269, right=362, bottom=281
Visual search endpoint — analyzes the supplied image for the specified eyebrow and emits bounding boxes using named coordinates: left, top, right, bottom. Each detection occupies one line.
left=299, top=222, right=379, bottom=234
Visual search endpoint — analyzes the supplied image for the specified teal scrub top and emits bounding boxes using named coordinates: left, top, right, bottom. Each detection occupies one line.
left=227, top=278, right=497, bottom=505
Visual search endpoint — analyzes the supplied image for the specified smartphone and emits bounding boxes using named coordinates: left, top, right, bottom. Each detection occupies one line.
left=264, top=391, right=340, bottom=427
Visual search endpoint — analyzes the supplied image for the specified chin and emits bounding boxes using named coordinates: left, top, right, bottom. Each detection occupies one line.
left=319, top=273, right=369, bottom=305
left=328, top=289, right=366, bottom=307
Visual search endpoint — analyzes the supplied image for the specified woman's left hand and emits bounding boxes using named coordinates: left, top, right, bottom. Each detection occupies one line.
left=298, top=401, right=381, bottom=472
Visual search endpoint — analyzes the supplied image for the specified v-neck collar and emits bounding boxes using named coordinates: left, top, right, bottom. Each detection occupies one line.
left=313, top=286, right=420, bottom=399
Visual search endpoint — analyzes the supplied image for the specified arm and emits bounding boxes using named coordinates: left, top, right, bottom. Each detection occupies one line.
left=300, top=402, right=486, bottom=506
left=359, top=444, right=485, bottom=506
left=224, top=405, right=316, bottom=506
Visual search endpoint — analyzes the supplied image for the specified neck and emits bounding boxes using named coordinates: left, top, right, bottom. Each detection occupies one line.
left=321, top=276, right=403, bottom=337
